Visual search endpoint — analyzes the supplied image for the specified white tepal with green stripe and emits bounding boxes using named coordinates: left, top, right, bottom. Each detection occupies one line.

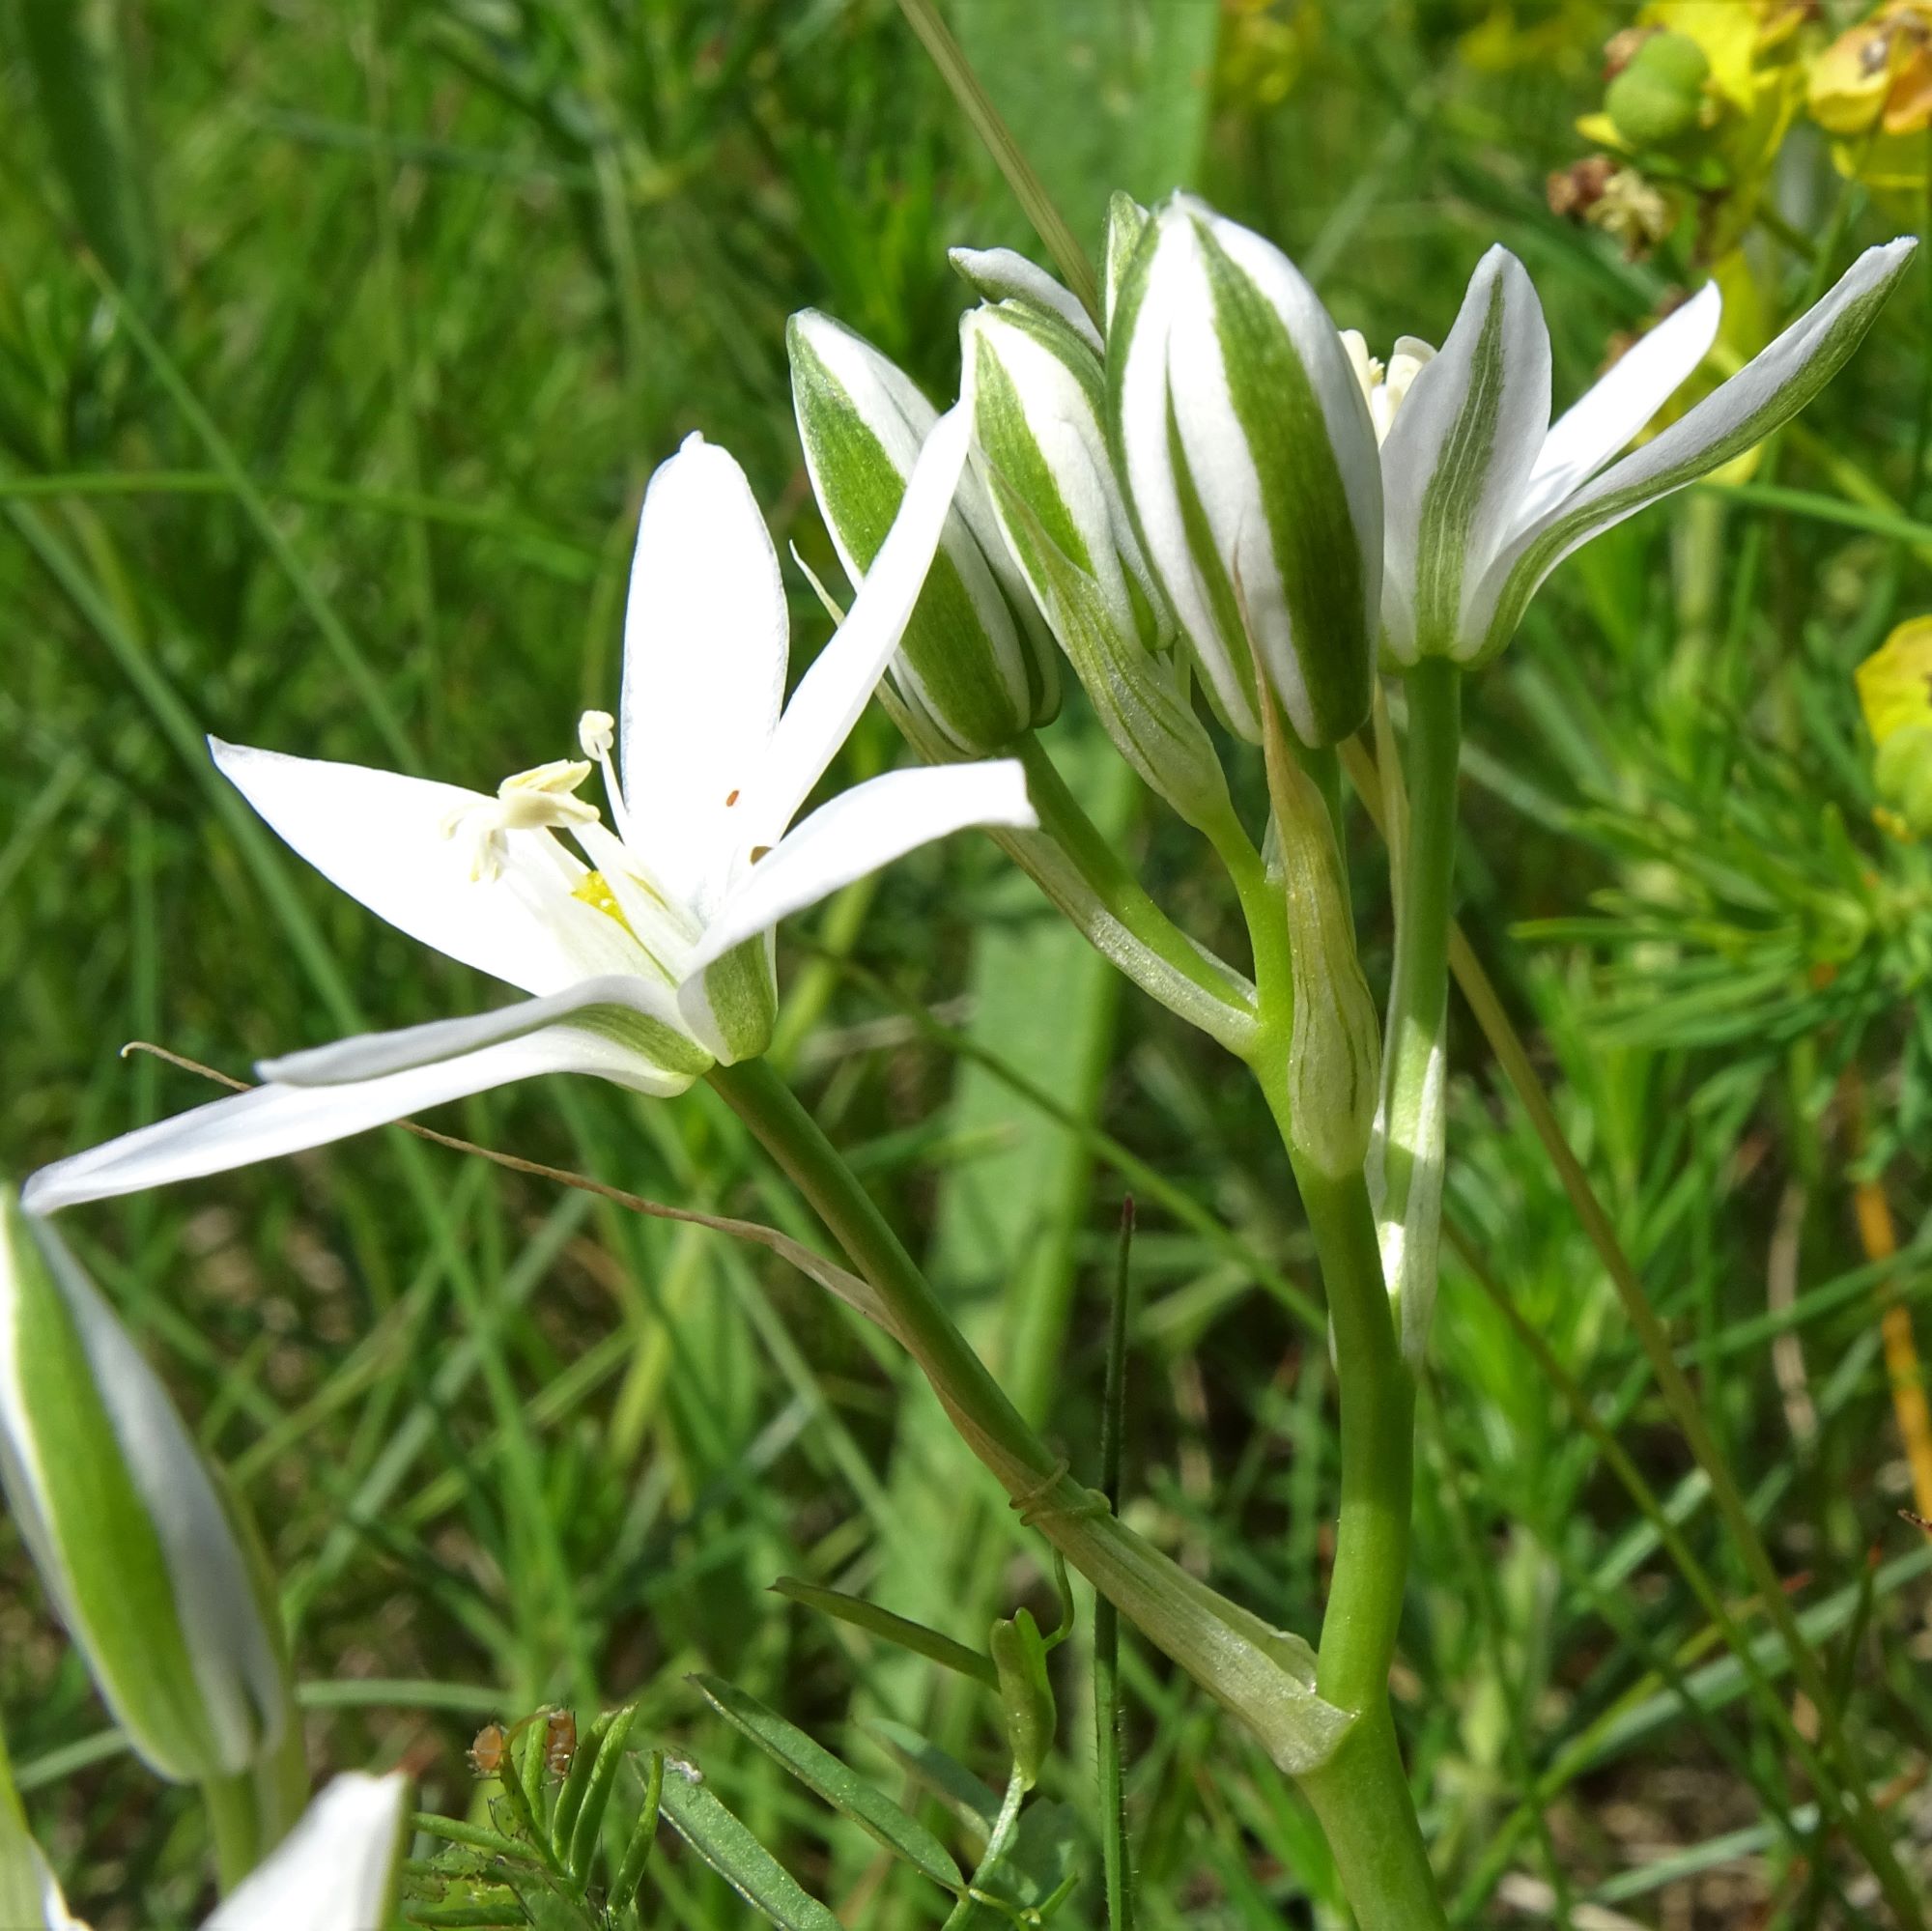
left=0, top=1188, right=295, bottom=1790
left=962, top=290, right=1234, bottom=835
left=789, top=307, right=1061, bottom=757
left=1374, top=237, right=1918, bottom=667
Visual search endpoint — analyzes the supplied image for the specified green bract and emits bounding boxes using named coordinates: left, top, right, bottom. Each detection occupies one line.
left=964, top=296, right=1233, bottom=831
left=1110, top=193, right=1382, bottom=749
left=789, top=308, right=1060, bottom=755
left=0, top=1190, right=293, bottom=1785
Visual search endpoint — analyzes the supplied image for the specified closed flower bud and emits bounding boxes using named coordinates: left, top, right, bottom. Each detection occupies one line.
left=1110, top=194, right=1382, bottom=749
left=948, top=245, right=1101, bottom=354
left=988, top=1609, right=1056, bottom=1789
left=1604, top=30, right=1709, bottom=149
left=788, top=309, right=1059, bottom=756
left=964, top=298, right=1232, bottom=831
left=0, top=1190, right=294, bottom=1785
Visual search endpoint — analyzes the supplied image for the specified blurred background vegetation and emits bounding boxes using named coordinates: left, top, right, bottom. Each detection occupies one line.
left=4, top=0, right=1931, bottom=1923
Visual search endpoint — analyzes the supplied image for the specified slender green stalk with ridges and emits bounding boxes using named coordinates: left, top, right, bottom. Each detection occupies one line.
left=1228, top=779, right=1445, bottom=1929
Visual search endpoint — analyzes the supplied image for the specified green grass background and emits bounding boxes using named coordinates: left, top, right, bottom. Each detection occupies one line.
left=3, top=0, right=1931, bottom=1924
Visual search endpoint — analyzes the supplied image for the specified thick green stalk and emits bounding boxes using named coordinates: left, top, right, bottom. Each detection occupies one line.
left=1234, top=703, right=1444, bottom=1927
left=1297, top=1703, right=1446, bottom=1931
left=1293, top=1178, right=1441, bottom=1926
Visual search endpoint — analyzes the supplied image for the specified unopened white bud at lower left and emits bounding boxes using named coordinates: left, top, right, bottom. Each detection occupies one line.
left=0, top=1189, right=294, bottom=1784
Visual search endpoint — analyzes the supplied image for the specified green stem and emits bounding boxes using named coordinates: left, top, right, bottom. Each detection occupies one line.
left=1378, top=660, right=1461, bottom=1360
left=1297, top=1704, right=1447, bottom=1931
left=1235, top=693, right=1444, bottom=1926
left=708, top=1059, right=1348, bottom=1775
left=1010, top=734, right=1259, bottom=1056
left=200, top=1708, right=308, bottom=1892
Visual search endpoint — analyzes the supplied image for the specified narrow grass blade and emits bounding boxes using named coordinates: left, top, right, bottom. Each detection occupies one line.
left=611, top=1749, right=665, bottom=1911
left=564, top=1702, right=641, bottom=1880
left=894, top=0, right=1099, bottom=323
left=1094, top=1196, right=1134, bottom=1931
left=690, top=1673, right=963, bottom=1890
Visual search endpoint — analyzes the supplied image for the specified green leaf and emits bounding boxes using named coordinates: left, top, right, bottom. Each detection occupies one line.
left=564, top=1703, right=641, bottom=1880
left=690, top=1675, right=963, bottom=1890
left=770, top=1577, right=998, bottom=1688
left=988, top=1611, right=1056, bottom=1790
left=864, top=1721, right=1004, bottom=1834
left=655, top=1766, right=844, bottom=1931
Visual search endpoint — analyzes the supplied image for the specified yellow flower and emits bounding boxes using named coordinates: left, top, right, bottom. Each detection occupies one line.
left=1856, top=616, right=1932, bottom=837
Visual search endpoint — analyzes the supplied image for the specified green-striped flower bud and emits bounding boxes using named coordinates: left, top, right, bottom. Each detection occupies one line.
left=788, top=309, right=1060, bottom=755
left=0, top=1190, right=294, bottom=1785
left=1110, top=194, right=1382, bottom=749
left=963, top=298, right=1232, bottom=832
left=949, top=244, right=1101, bottom=354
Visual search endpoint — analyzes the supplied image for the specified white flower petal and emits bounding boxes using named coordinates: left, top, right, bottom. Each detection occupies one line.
left=1472, top=238, right=1918, bottom=655
left=259, top=973, right=705, bottom=1087
left=619, top=433, right=789, bottom=911
left=688, top=760, right=1036, bottom=972
left=949, top=245, right=1103, bottom=353
left=1378, top=245, right=1549, bottom=660
left=745, top=408, right=973, bottom=842
left=24, top=1029, right=689, bottom=1215
left=213, top=742, right=638, bottom=996
left=204, top=1773, right=410, bottom=1931
left=1515, top=280, right=1721, bottom=525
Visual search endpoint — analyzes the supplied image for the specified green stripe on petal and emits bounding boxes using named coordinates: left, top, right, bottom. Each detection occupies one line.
left=0, top=1199, right=258, bottom=1783
left=789, top=319, right=1051, bottom=754
left=1196, top=222, right=1373, bottom=743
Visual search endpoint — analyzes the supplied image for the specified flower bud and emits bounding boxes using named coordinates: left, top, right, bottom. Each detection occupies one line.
left=788, top=309, right=1059, bottom=756
left=988, top=1609, right=1056, bottom=1789
left=1604, top=30, right=1709, bottom=149
left=963, top=298, right=1232, bottom=831
left=0, top=1190, right=294, bottom=1785
left=1110, top=194, right=1382, bottom=749
left=948, top=245, right=1101, bottom=354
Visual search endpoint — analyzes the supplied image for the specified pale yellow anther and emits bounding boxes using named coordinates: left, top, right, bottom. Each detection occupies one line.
left=1340, top=327, right=1436, bottom=446
left=578, top=710, right=616, bottom=761
left=443, top=759, right=601, bottom=883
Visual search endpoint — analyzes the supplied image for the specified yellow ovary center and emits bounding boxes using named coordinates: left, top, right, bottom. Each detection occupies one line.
left=571, top=869, right=639, bottom=937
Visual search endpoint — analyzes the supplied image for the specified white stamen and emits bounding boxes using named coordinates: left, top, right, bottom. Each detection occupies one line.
left=577, top=708, right=635, bottom=844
